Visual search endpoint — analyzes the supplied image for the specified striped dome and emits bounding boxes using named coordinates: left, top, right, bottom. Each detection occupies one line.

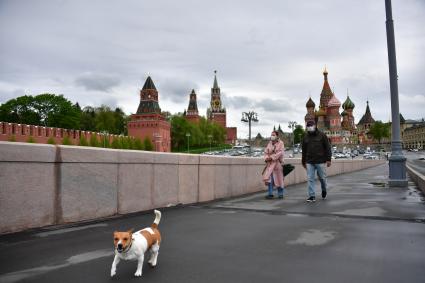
left=342, top=96, right=355, bottom=110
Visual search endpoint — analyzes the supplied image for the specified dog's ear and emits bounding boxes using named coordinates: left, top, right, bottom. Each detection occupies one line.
left=127, top=228, right=134, bottom=234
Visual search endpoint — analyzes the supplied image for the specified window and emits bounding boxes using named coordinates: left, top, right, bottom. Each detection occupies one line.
left=1, top=123, right=5, bottom=134
left=12, top=124, right=15, bottom=134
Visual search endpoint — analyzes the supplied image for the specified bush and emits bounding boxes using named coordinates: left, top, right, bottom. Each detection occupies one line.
left=7, top=135, right=16, bottom=142
left=133, top=138, right=144, bottom=150
left=143, top=136, right=154, bottom=151
left=111, top=137, right=122, bottom=149
left=89, top=134, right=99, bottom=147
left=26, top=136, right=36, bottom=143
left=79, top=135, right=89, bottom=146
left=120, top=136, right=130, bottom=149
left=100, top=135, right=110, bottom=148
left=62, top=135, right=72, bottom=145
left=47, top=137, right=56, bottom=144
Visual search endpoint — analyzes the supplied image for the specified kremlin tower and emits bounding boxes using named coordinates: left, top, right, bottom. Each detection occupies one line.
left=127, top=76, right=171, bottom=152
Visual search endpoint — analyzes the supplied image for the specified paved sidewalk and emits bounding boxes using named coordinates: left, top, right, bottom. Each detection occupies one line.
left=0, top=164, right=424, bottom=283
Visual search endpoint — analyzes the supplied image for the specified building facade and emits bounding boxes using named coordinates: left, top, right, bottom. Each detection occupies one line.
left=127, top=76, right=171, bottom=152
left=403, top=122, right=425, bottom=149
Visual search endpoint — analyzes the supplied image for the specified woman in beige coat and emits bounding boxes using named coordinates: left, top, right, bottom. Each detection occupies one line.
left=262, top=131, right=285, bottom=199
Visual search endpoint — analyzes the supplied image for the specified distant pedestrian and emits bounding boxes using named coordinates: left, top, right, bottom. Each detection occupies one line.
left=263, top=131, right=285, bottom=199
left=301, top=121, right=332, bottom=202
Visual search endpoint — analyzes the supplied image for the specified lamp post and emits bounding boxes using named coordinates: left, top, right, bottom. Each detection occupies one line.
left=208, top=134, right=213, bottom=152
left=288, top=121, right=297, bottom=154
left=241, top=111, right=259, bottom=146
left=186, top=133, right=191, bottom=153
left=385, top=0, right=407, bottom=187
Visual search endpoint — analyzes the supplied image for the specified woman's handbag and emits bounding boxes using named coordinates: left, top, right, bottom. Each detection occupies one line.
left=282, top=164, right=295, bottom=176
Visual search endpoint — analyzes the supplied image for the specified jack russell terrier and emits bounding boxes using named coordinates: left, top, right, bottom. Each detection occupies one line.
left=111, top=210, right=162, bottom=277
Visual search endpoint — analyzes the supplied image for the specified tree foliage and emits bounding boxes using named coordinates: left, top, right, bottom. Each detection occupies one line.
left=369, top=121, right=390, bottom=144
left=0, top=94, right=129, bottom=135
left=0, top=94, right=81, bottom=128
left=170, top=115, right=226, bottom=151
left=293, top=125, right=305, bottom=144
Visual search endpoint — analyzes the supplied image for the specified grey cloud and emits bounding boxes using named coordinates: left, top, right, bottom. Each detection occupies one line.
left=75, top=73, right=121, bottom=92
left=0, top=0, right=424, bottom=131
left=158, top=77, right=200, bottom=104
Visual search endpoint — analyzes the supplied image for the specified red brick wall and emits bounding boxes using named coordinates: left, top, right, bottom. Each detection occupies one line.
left=0, top=121, right=122, bottom=145
left=127, top=114, right=171, bottom=152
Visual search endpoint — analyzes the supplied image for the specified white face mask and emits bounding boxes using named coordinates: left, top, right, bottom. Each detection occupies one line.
left=270, top=135, right=277, bottom=141
left=307, top=126, right=316, bottom=132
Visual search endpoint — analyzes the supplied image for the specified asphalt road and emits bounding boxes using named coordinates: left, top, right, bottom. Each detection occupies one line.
left=405, top=150, right=425, bottom=175
left=0, top=164, right=424, bottom=283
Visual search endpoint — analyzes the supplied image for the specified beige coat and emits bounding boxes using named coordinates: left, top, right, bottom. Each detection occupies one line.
left=262, top=139, right=284, bottom=188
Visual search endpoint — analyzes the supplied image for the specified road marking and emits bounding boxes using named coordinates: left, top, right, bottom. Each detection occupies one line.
left=0, top=249, right=112, bottom=283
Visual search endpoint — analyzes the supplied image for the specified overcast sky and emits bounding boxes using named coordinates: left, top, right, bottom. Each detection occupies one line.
left=0, top=0, right=424, bottom=138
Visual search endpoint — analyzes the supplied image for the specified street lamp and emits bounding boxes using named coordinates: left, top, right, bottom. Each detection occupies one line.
left=385, top=0, right=407, bottom=187
left=241, top=111, right=259, bottom=146
left=208, top=134, right=213, bottom=152
left=186, top=133, right=191, bottom=153
left=288, top=121, right=297, bottom=154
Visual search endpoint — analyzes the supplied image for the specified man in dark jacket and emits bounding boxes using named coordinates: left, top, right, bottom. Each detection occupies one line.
left=301, top=120, right=332, bottom=202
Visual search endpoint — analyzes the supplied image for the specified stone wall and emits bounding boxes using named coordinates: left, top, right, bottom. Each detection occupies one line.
left=0, top=142, right=385, bottom=234
left=0, top=121, right=122, bottom=145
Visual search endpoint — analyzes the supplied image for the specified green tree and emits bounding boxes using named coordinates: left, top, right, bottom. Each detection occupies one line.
left=369, top=121, right=390, bottom=144
left=143, top=136, right=154, bottom=151
left=80, top=106, right=96, bottom=131
left=0, top=95, right=40, bottom=125
left=33, top=94, right=81, bottom=129
left=293, top=125, right=305, bottom=144
left=0, top=94, right=81, bottom=129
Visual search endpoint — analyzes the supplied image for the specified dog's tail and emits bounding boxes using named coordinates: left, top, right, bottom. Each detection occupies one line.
left=151, top=210, right=161, bottom=229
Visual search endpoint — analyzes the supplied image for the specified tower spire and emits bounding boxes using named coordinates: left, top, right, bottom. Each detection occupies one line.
left=213, top=70, right=219, bottom=89
left=323, top=65, right=328, bottom=81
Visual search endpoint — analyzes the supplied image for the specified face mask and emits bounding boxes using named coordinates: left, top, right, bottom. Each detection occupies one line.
left=307, top=126, right=316, bottom=132
left=271, top=136, right=277, bottom=141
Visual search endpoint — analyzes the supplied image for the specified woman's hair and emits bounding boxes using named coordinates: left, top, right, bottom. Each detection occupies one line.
left=272, top=130, right=279, bottom=136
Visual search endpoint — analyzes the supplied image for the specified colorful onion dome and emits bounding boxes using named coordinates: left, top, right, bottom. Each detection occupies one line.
left=306, top=97, right=316, bottom=108
left=342, top=95, right=355, bottom=110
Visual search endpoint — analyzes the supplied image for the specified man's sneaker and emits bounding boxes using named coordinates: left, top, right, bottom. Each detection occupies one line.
left=265, top=195, right=274, bottom=199
left=306, top=196, right=316, bottom=202
left=322, top=191, right=327, bottom=199
left=278, top=195, right=284, bottom=199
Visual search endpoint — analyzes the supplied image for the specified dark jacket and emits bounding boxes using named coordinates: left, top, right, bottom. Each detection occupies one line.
left=301, top=130, right=332, bottom=165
